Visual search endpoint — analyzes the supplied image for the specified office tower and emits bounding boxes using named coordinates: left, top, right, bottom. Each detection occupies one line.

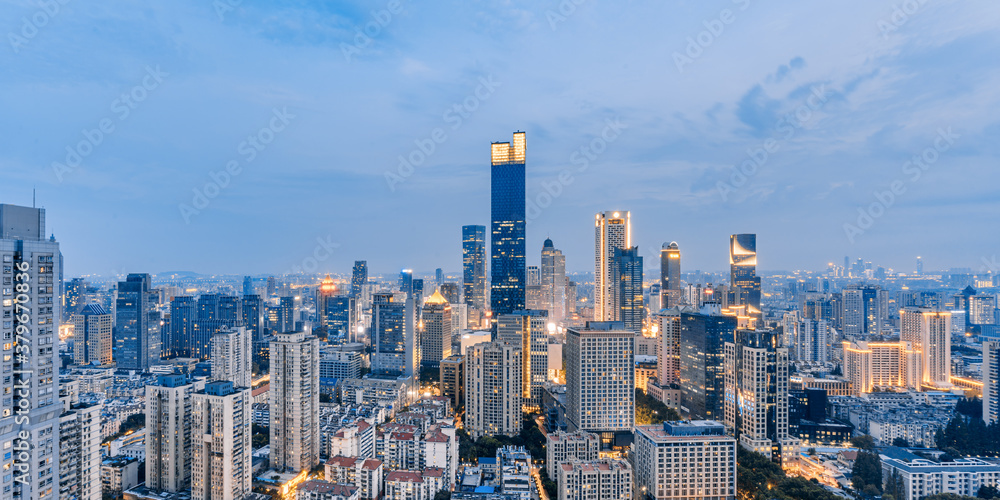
left=439, top=283, right=461, bottom=305
left=270, top=332, right=321, bottom=472
left=556, top=460, right=632, bottom=500
left=659, top=242, right=681, bottom=309
left=371, top=292, right=417, bottom=377
left=724, top=328, right=798, bottom=464
left=399, top=269, right=413, bottom=294
left=462, top=225, right=488, bottom=311
left=351, top=261, right=368, bottom=297
left=612, top=247, right=644, bottom=334
left=566, top=323, right=635, bottom=447
left=497, top=310, right=549, bottom=411
left=654, top=308, right=685, bottom=386
left=440, top=355, right=465, bottom=409
left=526, top=283, right=545, bottom=311
left=210, top=326, right=252, bottom=388
left=65, top=276, right=87, bottom=320
left=984, top=341, right=1000, bottom=424
left=679, top=304, right=737, bottom=420
left=594, top=211, right=631, bottom=322
left=916, top=256, right=924, bottom=275
left=436, top=268, right=444, bottom=286
left=115, top=273, right=160, bottom=371
left=58, top=398, right=103, bottom=500
left=191, top=381, right=253, bottom=500
left=146, top=374, right=207, bottom=493
left=73, top=303, right=113, bottom=366
left=169, top=296, right=197, bottom=357
left=421, top=291, right=453, bottom=368
left=193, top=294, right=243, bottom=360
left=490, top=132, right=527, bottom=316
left=266, top=276, right=277, bottom=297
left=969, top=295, right=997, bottom=325
left=322, top=295, right=353, bottom=339
left=527, top=266, right=541, bottom=286
left=842, top=285, right=884, bottom=337
left=242, top=276, right=253, bottom=296
left=279, top=296, right=295, bottom=330
left=788, top=318, right=830, bottom=363
left=540, top=239, right=567, bottom=323
left=566, top=280, right=578, bottom=320
left=901, top=308, right=952, bottom=388
left=843, top=340, right=921, bottom=395
left=317, top=274, right=338, bottom=325
left=729, top=234, right=761, bottom=314
left=242, top=294, right=263, bottom=343
left=412, top=279, right=424, bottom=307
left=634, top=421, right=737, bottom=500
left=465, top=341, right=522, bottom=438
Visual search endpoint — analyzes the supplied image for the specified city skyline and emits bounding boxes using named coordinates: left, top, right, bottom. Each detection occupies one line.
left=2, top=2, right=998, bottom=277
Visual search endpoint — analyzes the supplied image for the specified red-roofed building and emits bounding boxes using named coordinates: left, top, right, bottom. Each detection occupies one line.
left=296, top=481, right=360, bottom=500
left=325, top=457, right=384, bottom=500
left=385, top=469, right=447, bottom=500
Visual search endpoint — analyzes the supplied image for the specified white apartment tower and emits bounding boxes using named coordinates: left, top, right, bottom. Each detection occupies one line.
left=270, top=332, right=322, bottom=473
left=565, top=323, right=635, bottom=443
left=497, top=310, right=549, bottom=412
left=465, top=341, right=522, bottom=439
left=146, top=374, right=208, bottom=493
left=984, top=340, right=1000, bottom=424
left=900, top=308, right=952, bottom=388
left=210, top=326, right=252, bottom=388
left=191, top=381, right=253, bottom=500
left=58, top=401, right=102, bottom=500
left=72, top=304, right=113, bottom=366
left=594, top=211, right=630, bottom=322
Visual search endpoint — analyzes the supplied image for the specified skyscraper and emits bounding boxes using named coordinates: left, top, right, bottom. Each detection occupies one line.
left=490, top=132, right=527, bottom=316
left=64, top=276, right=87, bottom=320
left=594, top=211, right=631, bottom=322
left=842, top=285, right=884, bottom=337
left=566, top=322, right=635, bottom=448
left=146, top=374, right=207, bottom=493
left=465, top=341, right=522, bottom=439
left=1, top=203, right=63, bottom=500
left=729, top=234, right=761, bottom=314
left=279, top=296, right=294, bottom=331
left=541, top=239, right=567, bottom=323
left=371, top=292, right=417, bottom=377
left=901, top=308, right=952, bottom=388
left=497, top=310, right=549, bottom=411
left=242, top=294, right=263, bottom=343
left=421, top=291, right=453, bottom=368
left=193, top=294, right=243, bottom=360
left=58, top=399, right=103, bottom=500
left=210, top=326, right=252, bottom=388
left=170, top=296, right=197, bottom=357
left=73, top=303, right=113, bottom=366
left=270, top=332, right=321, bottom=473
left=984, top=340, right=1000, bottom=424
left=660, top=242, right=681, bottom=308
left=242, top=276, right=254, bottom=296
left=463, top=225, right=488, bottom=311
left=612, top=247, right=644, bottom=334
left=191, top=381, right=253, bottom=500
left=351, top=261, right=368, bottom=297
left=679, top=304, right=737, bottom=421
left=115, top=273, right=160, bottom=371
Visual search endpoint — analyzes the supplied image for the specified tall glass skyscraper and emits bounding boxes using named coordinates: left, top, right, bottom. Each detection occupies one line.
left=115, top=273, right=160, bottom=371
left=170, top=296, right=197, bottom=357
left=613, top=246, right=644, bottom=334
left=490, top=132, right=526, bottom=316
left=660, top=242, right=681, bottom=308
left=729, top=234, right=761, bottom=314
left=463, top=225, right=487, bottom=310
left=679, top=304, right=738, bottom=421
left=351, top=260, right=367, bottom=297
left=595, top=211, right=631, bottom=321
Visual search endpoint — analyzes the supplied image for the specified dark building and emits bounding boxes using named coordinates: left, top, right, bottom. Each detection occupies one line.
left=64, top=277, right=87, bottom=320
left=613, top=246, right=644, bottom=334
left=660, top=242, right=681, bottom=308
left=463, top=225, right=487, bottom=310
left=114, top=273, right=160, bottom=371
left=323, top=295, right=353, bottom=340
left=789, top=389, right=853, bottom=446
left=169, top=296, right=197, bottom=357
left=351, top=260, right=368, bottom=297
left=242, top=294, right=263, bottom=343
left=279, top=296, right=294, bottom=332
left=242, top=276, right=254, bottom=296
left=192, top=294, right=243, bottom=360
left=490, top=132, right=526, bottom=316
left=440, top=283, right=461, bottom=305
left=679, top=304, right=737, bottom=421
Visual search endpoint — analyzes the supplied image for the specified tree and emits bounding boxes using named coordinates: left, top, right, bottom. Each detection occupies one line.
left=885, top=468, right=905, bottom=500
left=852, top=450, right=883, bottom=495
left=978, top=485, right=1000, bottom=499
left=851, top=434, right=877, bottom=451
left=433, top=490, right=451, bottom=500
left=892, top=437, right=910, bottom=448
left=635, top=388, right=681, bottom=425
left=807, top=447, right=817, bottom=456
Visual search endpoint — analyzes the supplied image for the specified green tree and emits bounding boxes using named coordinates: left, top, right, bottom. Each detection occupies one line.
left=635, top=389, right=681, bottom=425
left=885, top=468, right=905, bottom=500
left=852, top=450, right=882, bottom=495
left=978, top=485, right=1000, bottom=499
left=433, top=490, right=451, bottom=500
left=851, top=434, right=877, bottom=451
left=892, top=437, right=910, bottom=448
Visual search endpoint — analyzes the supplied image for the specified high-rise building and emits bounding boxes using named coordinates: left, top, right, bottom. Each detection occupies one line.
left=146, top=374, right=207, bottom=493
left=842, top=285, right=884, bottom=337
left=115, top=273, right=161, bottom=371
left=169, top=296, right=197, bottom=357
left=916, top=257, right=924, bottom=276
left=465, top=341, right=522, bottom=439
left=266, top=276, right=277, bottom=297
left=566, top=322, right=635, bottom=448
left=594, top=211, right=631, bottom=322
left=58, top=399, right=103, bottom=500
left=242, top=294, right=263, bottom=343
left=352, top=261, right=368, bottom=297
left=679, top=304, right=737, bottom=421
left=421, top=291, right=453, bottom=368
left=634, top=421, right=737, bottom=500
left=556, top=460, right=632, bottom=500
left=270, top=332, right=321, bottom=473
left=729, top=234, right=761, bottom=315
left=983, top=340, right=1000, bottom=424
left=371, top=292, right=417, bottom=377
left=439, top=283, right=461, bottom=305
left=242, top=276, right=254, bottom=296
left=843, top=340, right=921, bottom=395
left=969, top=295, right=997, bottom=325
left=440, top=355, right=464, bottom=409
left=279, top=296, right=295, bottom=332
left=399, top=269, right=413, bottom=295
left=64, top=277, right=87, bottom=320
left=210, top=326, right=252, bottom=388
left=490, top=132, right=527, bottom=316
left=724, top=329, right=798, bottom=464
left=654, top=307, right=690, bottom=387
left=193, top=294, right=243, bottom=360
left=527, top=266, right=540, bottom=286
left=660, top=242, right=682, bottom=309
left=901, top=308, right=952, bottom=388
left=540, top=239, right=567, bottom=323
left=411, top=279, right=424, bottom=308
left=497, top=310, right=549, bottom=411
left=73, top=303, right=113, bottom=366
left=793, top=319, right=830, bottom=363
left=191, top=381, right=253, bottom=500
left=612, top=247, right=644, bottom=334
left=462, top=225, right=488, bottom=312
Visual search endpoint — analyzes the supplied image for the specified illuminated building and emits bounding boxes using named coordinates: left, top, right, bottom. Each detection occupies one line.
left=439, top=355, right=464, bottom=409
left=901, top=308, right=952, bottom=388
left=318, top=276, right=352, bottom=339
left=351, top=261, right=368, bottom=297
left=115, top=273, right=161, bottom=370
left=191, top=381, right=253, bottom=500
left=545, top=432, right=600, bottom=478
left=462, top=225, right=487, bottom=311
left=782, top=316, right=830, bottom=363
left=843, top=340, right=921, bottom=395
left=465, top=341, right=522, bottom=439
left=541, top=238, right=567, bottom=323
left=984, top=340, right=1000, bottom=424
left=728, top=234, right=760, bottom=315
left=420, top=291, right=453, bottom=368
left=146, top=374, right=207, bottom=493
left=439, top=282, right=461, bottom=304
left=594, top=211, right=631, bottom=322
left=565, top=322, right=635, bottom=448
left=73, top=303, right=113, bottom=366
left=556, top=460, right=632, bottom=500
left=633, top=421, right=736, bottom=500
left=678, top=304, right=737, bottom=421
left=242, top=276, right=253, bottom=296
left=64, top=277, right=87, bottom=320
left=490, top=132, right=527, bottom=316
left=210, top=326, right=252, bottom=388
left=969, top=295, right=996, bottom=325
left=497, top=310, right=549, bottom=411
left=271, top=332, right=321, bottom=473
left=660, top=242, right=681, bottom=308
left=371, top=292, right=417, bottom=377
left=724, top=328, right=798, bottom=465
left=842, top=285, right=884, bottom=337
left=612, top=246, right=644, bottom=334
left=654, top=307, right=691, bottom=387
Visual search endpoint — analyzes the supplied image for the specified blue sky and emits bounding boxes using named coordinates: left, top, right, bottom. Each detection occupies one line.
left=2, top=0, right=998, bottom=277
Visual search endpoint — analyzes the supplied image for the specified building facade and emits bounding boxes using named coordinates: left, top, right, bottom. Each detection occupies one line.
left=565, top=323, right=635, bottom=447
left=190, top=381, right=253, bottom=500
left=73, top=304, right=113, bottom=366
left=594, top=211, right=630, bottom=322
left=465, top=342, right=522, bottom=439
left=633, top=421, right=737, bottom=500
left=490, top=132, right=527, bottom=316
left=270, top=332, right=322, bottom=473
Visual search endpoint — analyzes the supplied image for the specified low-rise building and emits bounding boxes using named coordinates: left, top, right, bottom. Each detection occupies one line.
left=325, top=457, right=384, bottom=500
left=384, top=469, right=447, bottom=500
left=545, top=432, right=600, bottom=478
left=880, top=449, right=1000, bottom=500
left=633, top=421, right=737, bottom=500
left=557, top=460, right=632, bottom=500
left=296, top=481, right=360, bottom=500
left=101, top=456, right=140, bottom=498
